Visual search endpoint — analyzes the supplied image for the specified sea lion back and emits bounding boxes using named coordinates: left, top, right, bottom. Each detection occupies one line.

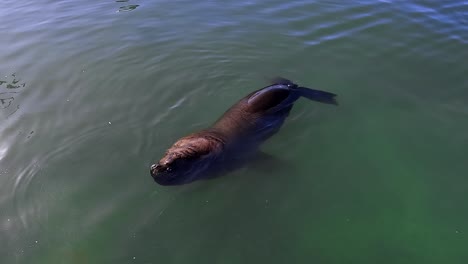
left=245, top=84, right=293, bottom=113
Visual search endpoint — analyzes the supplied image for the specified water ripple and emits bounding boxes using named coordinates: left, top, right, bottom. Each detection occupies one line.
left=295, top=12, right=390, bottom=46
left=398, top=1, right=468, bottom=43
left=13, top=160, right=42, bottom=229
left=305, top=18, right=391, bottom=46
left=260, top=0, right=318, bottom=15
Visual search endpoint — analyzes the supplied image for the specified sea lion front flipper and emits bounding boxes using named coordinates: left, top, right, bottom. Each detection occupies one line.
left=253, top=151, right=277, bottom=163
left=247, top=151, right=290, bottom=172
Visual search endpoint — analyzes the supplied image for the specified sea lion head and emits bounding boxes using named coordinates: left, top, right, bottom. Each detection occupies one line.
left=150, top=154, right=199, bottom=185
left=150, top=134, right=223, bottom=185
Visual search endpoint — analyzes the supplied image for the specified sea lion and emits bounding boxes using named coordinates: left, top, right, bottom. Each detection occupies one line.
left=150, top=77, right=337, bottom=185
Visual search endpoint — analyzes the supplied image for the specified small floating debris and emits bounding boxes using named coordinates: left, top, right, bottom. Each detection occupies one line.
left=108, top=121, right=112, bottom=125
left=118, top=5, right=139, bottom=12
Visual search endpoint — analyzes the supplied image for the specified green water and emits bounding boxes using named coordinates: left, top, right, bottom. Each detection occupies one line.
left=1, top=0, right=468, bottom=263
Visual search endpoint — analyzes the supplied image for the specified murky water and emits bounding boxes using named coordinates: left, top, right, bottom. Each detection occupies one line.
left=1, top=0, right=468, bottom=263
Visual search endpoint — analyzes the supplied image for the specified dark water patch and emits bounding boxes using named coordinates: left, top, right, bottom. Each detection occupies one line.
left=0, top=73, right=26, bottom=119
left=118, top=4, right=139, bottom=12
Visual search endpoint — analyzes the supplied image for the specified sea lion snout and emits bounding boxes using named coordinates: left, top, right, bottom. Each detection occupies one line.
left=150, top=163, right=162, bottom=180
left=150, top=163, right=165, bottom=175
left=150, top=162, right=176, bottom=185
left=150, top=152, right=203, bottom=185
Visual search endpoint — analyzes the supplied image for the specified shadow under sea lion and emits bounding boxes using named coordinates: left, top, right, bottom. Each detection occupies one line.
left=150, top=77, right=337, bottom=186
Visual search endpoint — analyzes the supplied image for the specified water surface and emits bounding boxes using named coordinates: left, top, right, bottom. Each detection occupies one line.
left=1, top=0, right=468, bottom=263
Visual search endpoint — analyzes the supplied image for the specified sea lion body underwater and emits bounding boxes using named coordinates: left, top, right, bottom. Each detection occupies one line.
left=150, top=78, right=337, bottom=185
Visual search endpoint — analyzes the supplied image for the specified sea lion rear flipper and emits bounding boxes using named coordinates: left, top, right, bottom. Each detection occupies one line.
left=296, top=87, right=338, bottom=105
left=270, top=77, right=338, bottom=105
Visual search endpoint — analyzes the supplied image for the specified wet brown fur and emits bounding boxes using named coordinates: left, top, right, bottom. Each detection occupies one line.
left=162, top=86, right=291, bottom=160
